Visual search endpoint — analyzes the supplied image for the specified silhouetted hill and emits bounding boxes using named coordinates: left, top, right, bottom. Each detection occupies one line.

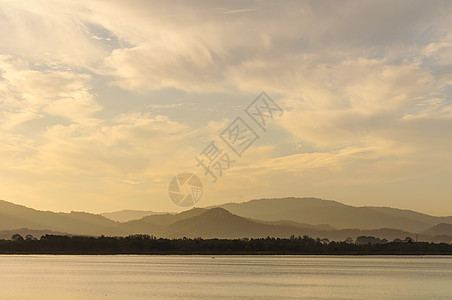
left=120, top=208, right=207, bottom=235
left=215, top=197, right=449, bottom=232
left=161, top=207, right=306, bottom=238
left=255, top=220, right=336, bottom=231
left=2, top=199, right=452, bottom=242
left=153, top=208, right=416, bottom=241
left=101, top=210, right=165, bottom=222
left=0, top=200, right=122, bottom=236
left=421, top=223, right=452, bottom=236
left=367, top=207, right=452, bottom=228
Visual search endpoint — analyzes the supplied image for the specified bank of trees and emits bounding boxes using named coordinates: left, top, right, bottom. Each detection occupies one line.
left=0, top=234, right=451, bottom=255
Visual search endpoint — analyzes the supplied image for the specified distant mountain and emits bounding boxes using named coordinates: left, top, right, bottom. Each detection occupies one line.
left=155, top=208, right=417, bottom=241
left=215, top=197, right=452, bottom=233
left=2, top=198, right=452, bottom=242
left=366, top=207, right=452, bottom=229
left=255, top=220, right=336, bottom=231
left=161, top=207, right=306, bottom=238
left=421, top=223, right=452, bottom=236
left=101, top=210, right=165, bottom=222
left=120, top=208, right=207, bottom=235
left=0, top=200, right=123, bottom=236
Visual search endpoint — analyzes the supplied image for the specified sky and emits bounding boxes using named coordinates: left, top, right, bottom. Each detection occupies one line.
left=0, top=0, right=451, bottom=215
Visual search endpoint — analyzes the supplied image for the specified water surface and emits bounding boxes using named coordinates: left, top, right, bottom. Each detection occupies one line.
left=0, top=255, right=451, bottom=299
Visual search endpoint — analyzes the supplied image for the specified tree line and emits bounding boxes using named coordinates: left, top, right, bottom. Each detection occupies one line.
left=1, top=234, right=451, bottom=255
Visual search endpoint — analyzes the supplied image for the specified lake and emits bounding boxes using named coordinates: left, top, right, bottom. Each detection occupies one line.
left=0, top=255, right=451, bottom=299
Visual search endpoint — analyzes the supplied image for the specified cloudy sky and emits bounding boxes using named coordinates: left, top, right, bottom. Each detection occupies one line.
left=0, top=0, right=451, bottom=215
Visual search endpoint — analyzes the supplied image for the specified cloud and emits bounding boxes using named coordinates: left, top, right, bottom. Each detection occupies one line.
left=147, top=103, right=186, bottom=109
left=0, top=1, right=110, bottom=68
left=1, top=0, right=452, bottom=212
left=36, top=112, right=194, bottom=175
left=0, top=55, right=102, bottom=128
left=0, top=107, right=205, bottom=211
left=91, top=0, right=452, bottom=94
left=2, top=1, right=451, bottom=94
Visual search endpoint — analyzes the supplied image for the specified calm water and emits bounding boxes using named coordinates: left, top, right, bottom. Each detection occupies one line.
left=0, top=255, right=451, bottom=299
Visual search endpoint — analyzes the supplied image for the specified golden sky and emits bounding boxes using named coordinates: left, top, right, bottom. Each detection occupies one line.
left=0, top=0, right=451, bottom=215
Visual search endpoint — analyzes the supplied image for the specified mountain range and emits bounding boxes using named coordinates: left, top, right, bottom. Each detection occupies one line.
left=100, top=210, right=163, bottom=222
left=215, top=197, right=452, bottom=233
left=1, top=197, right=452, bottom=242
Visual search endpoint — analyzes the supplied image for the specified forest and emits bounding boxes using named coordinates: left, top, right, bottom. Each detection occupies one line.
left=1, top=234, right=452, bottom=255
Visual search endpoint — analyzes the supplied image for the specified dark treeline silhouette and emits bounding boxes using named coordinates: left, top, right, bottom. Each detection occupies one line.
left=1, top=234, right=452, bottom=255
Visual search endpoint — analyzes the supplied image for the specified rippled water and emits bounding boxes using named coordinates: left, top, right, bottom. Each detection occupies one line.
left=0, top=255, right=451, bottom=299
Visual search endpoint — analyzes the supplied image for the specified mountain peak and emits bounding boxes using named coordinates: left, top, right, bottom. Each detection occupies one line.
left=421, top=223, right=452, bottom=236
left=205, top=207, right=232, bottom=215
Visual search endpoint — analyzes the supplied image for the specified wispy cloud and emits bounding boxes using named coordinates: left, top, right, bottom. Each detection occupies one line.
left=0, top=0, right=451, bottom=214
left=221, top=8, right=257, bottom=14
